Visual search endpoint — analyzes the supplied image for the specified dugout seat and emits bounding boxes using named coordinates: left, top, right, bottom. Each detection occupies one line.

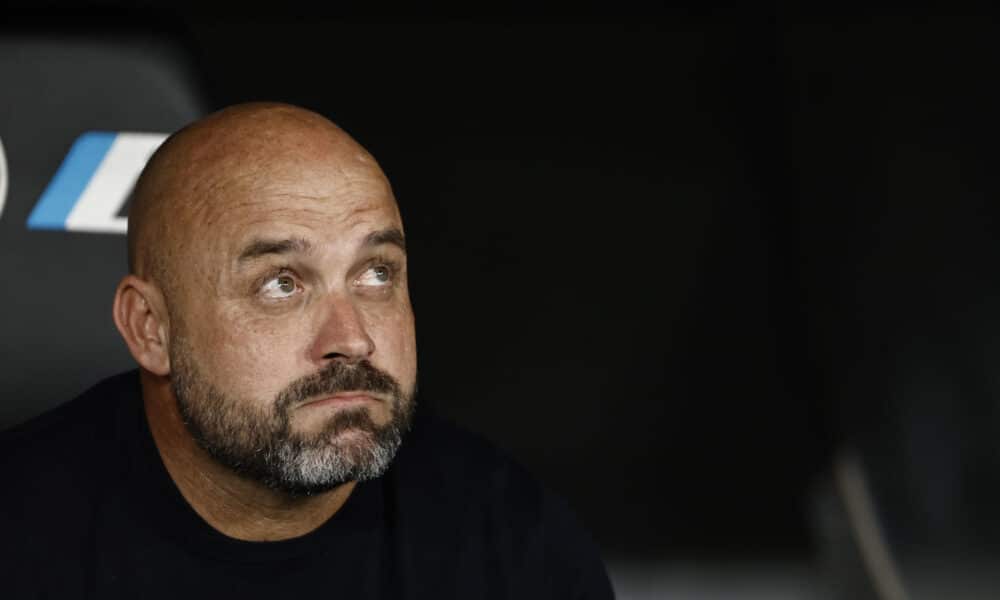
left=0, top=35, right=206, bottom=427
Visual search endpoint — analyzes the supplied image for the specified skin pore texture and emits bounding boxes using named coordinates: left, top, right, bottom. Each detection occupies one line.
left=112, top=103, right=418, bottom=542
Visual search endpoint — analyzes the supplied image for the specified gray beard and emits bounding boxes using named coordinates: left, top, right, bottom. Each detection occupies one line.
left=170, top=341, right=415, bottom=497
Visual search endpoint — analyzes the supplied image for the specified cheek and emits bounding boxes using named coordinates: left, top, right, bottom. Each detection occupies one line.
left=367, top=304, right=417, bottom=381
left=190, top=303, right=313, bottom=399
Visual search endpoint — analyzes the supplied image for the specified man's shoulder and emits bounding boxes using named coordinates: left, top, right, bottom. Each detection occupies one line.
left=0, top=371, right=139, bottom=496
left=397, top=410, right=544, bottom=504
left=0, top=371, right=142, bottom=578
left=388, top=410, right=615, bottom=598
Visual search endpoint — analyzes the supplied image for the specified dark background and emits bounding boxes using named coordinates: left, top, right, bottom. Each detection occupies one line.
left=6, top=8, right=1000, bottom=575
left=182, top=17, right=815, bottom=559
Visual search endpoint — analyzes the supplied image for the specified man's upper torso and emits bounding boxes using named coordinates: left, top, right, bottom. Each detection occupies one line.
left=0, top=371, right=613, bottom=599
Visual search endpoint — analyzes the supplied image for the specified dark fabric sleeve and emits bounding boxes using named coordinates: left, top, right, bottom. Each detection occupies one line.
left=538, top=490, right=616, bottom=599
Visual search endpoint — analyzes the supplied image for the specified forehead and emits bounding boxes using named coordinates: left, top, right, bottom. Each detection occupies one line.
left=184, top=152, right=401, bottom=254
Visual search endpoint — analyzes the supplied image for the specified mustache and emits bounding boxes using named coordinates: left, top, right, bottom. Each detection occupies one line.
left=275, top=360, right=402, bottom=412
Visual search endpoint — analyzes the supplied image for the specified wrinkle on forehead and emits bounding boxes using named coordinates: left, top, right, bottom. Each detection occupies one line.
left=128, top=103, right=398, bottom=293
left=210, top=201, right=393, bottom=240
left=187, top=170, right=396, bottom=235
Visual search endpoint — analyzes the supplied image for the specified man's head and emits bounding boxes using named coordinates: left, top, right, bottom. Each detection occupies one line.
left=113, top=103, right=417, bottom=496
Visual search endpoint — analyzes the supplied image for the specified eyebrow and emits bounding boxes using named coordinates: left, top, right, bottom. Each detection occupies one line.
left=363, top=227, right=406, bottom=252
left=236, top=228, right=405, bottom=264
left=237, top=237, right=312, bottom=263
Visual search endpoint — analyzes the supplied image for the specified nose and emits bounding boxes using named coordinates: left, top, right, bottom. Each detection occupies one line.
left=309, top=294, right=375, bottom=364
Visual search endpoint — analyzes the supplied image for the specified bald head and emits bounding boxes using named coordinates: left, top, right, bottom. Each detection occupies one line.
left=128, top=103, right=389, bottom=290
left=114, top=103, right=418, bottom=507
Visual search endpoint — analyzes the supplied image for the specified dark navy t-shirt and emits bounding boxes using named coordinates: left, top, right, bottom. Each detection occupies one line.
left=0, top=371, right=614, bottom=599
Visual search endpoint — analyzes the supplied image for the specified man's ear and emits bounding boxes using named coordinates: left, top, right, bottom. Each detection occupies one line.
left=113, top=275, right=171, bottom=376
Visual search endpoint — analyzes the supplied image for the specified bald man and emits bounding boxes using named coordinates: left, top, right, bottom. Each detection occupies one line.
left=0, top=104, right=614, bottom=599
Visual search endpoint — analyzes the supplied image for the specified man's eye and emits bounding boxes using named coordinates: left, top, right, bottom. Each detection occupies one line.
left=261, top=274, right=297, bottom=299
left=357, top=265, right=392, bottom=287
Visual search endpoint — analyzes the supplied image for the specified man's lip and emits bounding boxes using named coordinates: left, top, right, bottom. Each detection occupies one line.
left=298, top=392, right=380, bottom=409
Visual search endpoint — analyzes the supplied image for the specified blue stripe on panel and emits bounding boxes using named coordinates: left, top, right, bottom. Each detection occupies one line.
left=27, top=131, right=117, bottom=230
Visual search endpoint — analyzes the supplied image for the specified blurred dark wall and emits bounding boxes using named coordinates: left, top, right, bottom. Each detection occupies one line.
left=182, top=13, right=1000, bottom=558
left=790, top=16, right=1000, bottom=554
left=174, top=18, right=822, bottom=557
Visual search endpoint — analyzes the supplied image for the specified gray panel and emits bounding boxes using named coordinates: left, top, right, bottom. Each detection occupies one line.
left=0, top=36, right=206, bottom=427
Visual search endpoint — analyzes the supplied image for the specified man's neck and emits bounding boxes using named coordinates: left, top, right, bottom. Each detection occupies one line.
left=140, top=372, right=355, bottom=542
